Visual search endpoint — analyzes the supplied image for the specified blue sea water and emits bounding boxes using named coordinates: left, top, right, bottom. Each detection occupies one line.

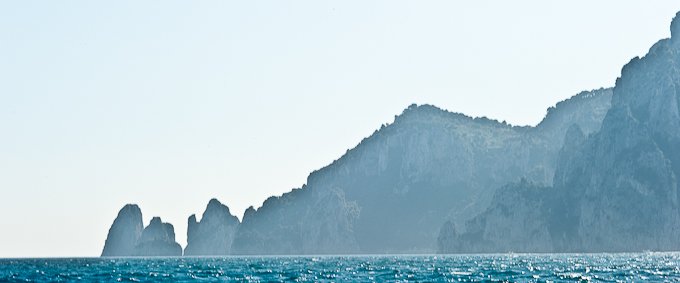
left=2, top=253, right=680, bottom=282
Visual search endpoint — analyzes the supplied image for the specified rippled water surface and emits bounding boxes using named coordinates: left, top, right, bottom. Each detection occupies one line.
left=2, top=253, right=680, bottom=282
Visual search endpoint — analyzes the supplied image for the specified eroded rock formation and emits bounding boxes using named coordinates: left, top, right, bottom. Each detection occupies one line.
left=184, top=199, right=240, bottom=256
left=102, top=205, right=182, bottom=257
left=101, top=204, right=143, bottom=257
left=232, top=87, right=611, bottom=254
left=132, top=217, right=182, bottom=256
left=439, top=12, right=680, bottom=253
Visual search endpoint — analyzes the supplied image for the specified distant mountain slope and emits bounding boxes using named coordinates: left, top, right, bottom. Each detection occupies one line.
left=229, top=88, right=611, bottom=254
left=439, top=12, right=680, bottom=254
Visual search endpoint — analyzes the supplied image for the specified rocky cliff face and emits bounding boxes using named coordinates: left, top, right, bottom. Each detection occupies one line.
left=230, top=187, right=361, bottom=255
left=439, top=12, right=680, bottom=253
left=101, top=204, right=143, bottom=257
left=300, top=188, right=361, bottom=254
left=132, top=217, right=183, bottom=256
left=232, top=88, right=611, bottom=254
left=184, top=199, right=240, bottom=256
left=102, top=205, right=182, bottom=257
left=438, top=178, right=553, bottom=253
left=231, top=188, right=310, bottom=255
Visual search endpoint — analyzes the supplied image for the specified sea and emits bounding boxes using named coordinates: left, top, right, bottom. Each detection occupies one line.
left=1, top=253, right=679, bottom=282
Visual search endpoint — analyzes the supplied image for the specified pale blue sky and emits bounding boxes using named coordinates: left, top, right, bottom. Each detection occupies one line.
left=2, top=1, right=679, bottom=257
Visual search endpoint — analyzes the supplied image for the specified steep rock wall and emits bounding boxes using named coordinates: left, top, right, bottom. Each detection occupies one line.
left=233, top=88, right=611, bottom=254
left=439, top=13, right=680, bottom=253
left=184, top=199, right=240, bottom=256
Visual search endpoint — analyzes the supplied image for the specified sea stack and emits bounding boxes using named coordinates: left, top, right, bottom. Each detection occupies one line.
left=184, top=198, right=240, bottom=256
left=132, top=217, right=183, bottom=256
left=102, top=204, right=182, bottom=256
left=101, top=204, right=144, bottom=257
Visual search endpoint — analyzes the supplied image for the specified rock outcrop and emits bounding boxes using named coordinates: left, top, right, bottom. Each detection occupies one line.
left=231, top=188, right=314, bottom=255
left=132, top=217, right=183, bottom=256
left=300, top=188, right=361, bottom=254
left=101, top=204, right=144, bottom=257
left=438, top=178, right=553, bottom=253
left=439, top=12, right=680, bottom=253
left=184, top=199, right=240, bottom=256
left=102, top=205, right=182, bottom=257
left=232, top=87, right=612, bottom=254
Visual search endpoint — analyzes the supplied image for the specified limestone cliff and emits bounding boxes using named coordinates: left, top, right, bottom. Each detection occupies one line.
left=231, top=188, right=311, bottom=255
left=232, top=87, right=611, bottom=254
left=300, top=188, right=361, bottom=254
left=439, top=12, right=680, bottom=253
left=438, top=178, right=553, bottom=253
left=132, top=217, right=183, bottom=256
left=102, top=205, right=182, bottom=257
left=101, top=204, right=143, bottom=257
left=184, top=199, right=240, bottom=256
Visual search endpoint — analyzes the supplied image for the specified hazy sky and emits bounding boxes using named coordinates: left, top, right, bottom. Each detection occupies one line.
left=2, top=1, right=680, bottom=257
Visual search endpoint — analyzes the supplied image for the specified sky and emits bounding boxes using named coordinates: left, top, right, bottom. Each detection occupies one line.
left=2, top=1, right=680, bottom=257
